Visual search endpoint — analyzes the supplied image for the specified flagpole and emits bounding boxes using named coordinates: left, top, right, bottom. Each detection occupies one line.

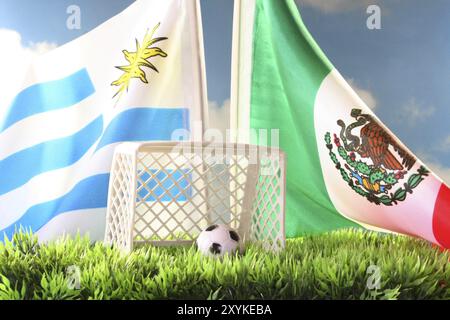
left=230, top=0, right=241, bottom=143
left=193, top=0, right=209, bottom=136
left=229, top=0, right=256, bottom=144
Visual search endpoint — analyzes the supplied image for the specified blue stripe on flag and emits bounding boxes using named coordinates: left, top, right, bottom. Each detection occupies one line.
left=138, top=170, right=192, bottom=202
left=0, top=116, right=104, bottom=196
left=1, top=69, right=95, bottom=132
left=0, top=107, right=191, bottom=238
left=95, top=108, right=190, bottom=151
left=0, top=108, right=189, bottom=196
left=0, top=174, right=110, bottom=240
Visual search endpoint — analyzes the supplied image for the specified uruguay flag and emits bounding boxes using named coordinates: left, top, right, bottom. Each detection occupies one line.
left=0, top=0, right=208, bottom=241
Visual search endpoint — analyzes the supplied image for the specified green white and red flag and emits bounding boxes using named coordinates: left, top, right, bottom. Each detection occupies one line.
left=231, top=0, right=450, bottom=248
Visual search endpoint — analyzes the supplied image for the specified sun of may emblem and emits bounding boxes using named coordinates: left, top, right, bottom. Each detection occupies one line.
left=324, top=108, right=429, bottom=206
left=111, top=23, right=168, bottom=100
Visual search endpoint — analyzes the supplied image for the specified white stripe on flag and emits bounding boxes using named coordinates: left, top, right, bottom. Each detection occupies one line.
left=0, top=0, right=208, bottom=241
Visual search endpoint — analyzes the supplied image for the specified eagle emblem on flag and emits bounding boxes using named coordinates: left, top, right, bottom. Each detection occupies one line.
left=324, top=108, right=429, bottom=206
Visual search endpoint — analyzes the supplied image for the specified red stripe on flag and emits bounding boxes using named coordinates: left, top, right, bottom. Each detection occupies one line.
left=433, top=183, right=450, bottom=248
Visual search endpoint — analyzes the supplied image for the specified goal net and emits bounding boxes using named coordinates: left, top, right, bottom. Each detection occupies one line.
left=104, top=142, right=285, bottom=252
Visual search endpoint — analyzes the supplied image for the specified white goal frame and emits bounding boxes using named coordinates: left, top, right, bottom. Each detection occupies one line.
left=104, top=141, right=285, bottom=252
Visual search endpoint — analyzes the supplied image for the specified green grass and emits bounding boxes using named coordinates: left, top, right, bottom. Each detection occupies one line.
left=0, top=229, right=449, bottom=300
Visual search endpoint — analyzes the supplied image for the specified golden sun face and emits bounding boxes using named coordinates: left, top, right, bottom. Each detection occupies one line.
left=111, top=23, right=168, bottom=100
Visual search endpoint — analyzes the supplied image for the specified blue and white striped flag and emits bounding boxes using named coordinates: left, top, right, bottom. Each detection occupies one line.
left=0, top=0, right=208, bottom=241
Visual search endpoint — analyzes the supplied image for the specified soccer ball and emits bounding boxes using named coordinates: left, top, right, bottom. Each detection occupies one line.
left=196, top=224, right=241, bottom=257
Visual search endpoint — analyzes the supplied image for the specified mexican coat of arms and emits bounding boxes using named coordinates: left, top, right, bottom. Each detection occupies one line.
left=324, top=108, right=429, bottom=206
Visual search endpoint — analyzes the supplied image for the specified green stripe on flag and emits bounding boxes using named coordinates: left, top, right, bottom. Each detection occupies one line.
left=250, top=0, right=359, bottom=236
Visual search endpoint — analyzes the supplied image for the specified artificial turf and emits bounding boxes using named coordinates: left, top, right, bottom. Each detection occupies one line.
left=0, top=229, right=448, bottom=299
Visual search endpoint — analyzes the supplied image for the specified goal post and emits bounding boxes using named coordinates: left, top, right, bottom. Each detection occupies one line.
left=104, top=141, right=285, bottom=252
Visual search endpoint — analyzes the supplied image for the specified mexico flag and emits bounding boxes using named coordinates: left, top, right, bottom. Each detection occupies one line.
left=231, top=0, right=450, bottom=248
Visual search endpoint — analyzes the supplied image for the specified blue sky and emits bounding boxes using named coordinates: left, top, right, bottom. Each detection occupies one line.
left=299, top=0, right=450, bottom=174
left=0, top=0, right=449, bottom=180
left=0, top=0, right=234, bottom=104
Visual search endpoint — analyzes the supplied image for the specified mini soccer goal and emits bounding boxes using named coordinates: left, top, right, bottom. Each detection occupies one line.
left=104, top=141, right=285, bottom=252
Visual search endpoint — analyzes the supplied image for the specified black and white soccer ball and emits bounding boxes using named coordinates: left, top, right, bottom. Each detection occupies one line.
left=196, top=224, right=241, bottom=257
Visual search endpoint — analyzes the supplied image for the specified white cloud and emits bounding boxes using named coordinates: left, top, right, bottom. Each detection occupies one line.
left=208, top=99, right=230, bottom=135
left=428, top=162, right=450, bottom=186
left=297, top=0, right=380, bottom=14
left=0, top=29, right=57, bottom=82
left=397, top=98, right=435, bottom=127
left=27, top=41, right=58, bottom=55
left=428, top=135, right=450, bottom=157
left=0, top=29, right=57, bottom=108
left=417, top=153, right=450, bottom=186
left=439, top=135, right=450, bottom=153
left=346, top=78, right=377, bottom=110
left=0, top=28, right=57, bottom=62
